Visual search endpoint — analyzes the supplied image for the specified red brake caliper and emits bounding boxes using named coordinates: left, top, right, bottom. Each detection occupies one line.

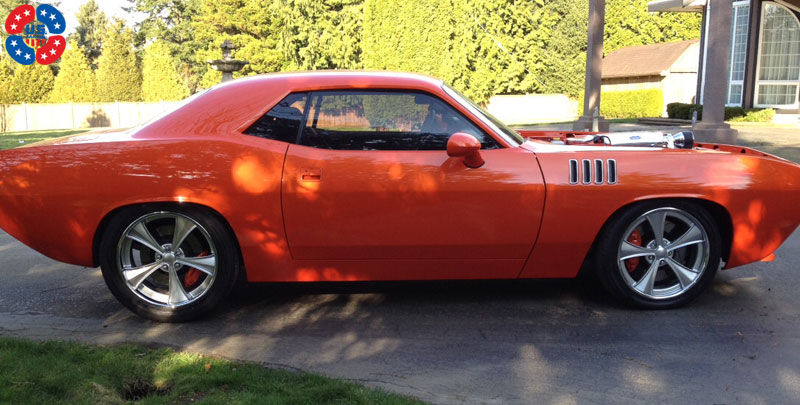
left=183, top=251, right=208, bottom=288
left=625, top=229, right=643, bottom=273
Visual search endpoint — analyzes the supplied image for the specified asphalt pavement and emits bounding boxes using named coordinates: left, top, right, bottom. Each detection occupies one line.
left=1, top=227, right=800, bottom=404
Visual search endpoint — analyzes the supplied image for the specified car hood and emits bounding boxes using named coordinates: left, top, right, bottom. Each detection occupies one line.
left=521, top=137, right=797, bottom=166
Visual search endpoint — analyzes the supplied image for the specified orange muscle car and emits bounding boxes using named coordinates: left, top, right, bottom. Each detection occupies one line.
left=1, top=71, right=799, bottom=321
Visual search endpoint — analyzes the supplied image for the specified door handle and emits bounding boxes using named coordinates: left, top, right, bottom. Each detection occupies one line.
left=299, top=169, right=322, bottom=182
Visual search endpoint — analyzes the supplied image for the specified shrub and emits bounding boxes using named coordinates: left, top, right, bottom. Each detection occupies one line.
left=666, top=102, right=703, bottom=120
left=581, top=89, right=664, bottom=118
left=729, top=108, right=775, bottom=122
left=666, top=102, right=775, bottom=122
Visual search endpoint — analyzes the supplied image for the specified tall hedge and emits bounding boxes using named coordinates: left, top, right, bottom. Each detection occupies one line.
left=581, top=89, right=663, bottom=118
left=363, top=0, right=467, bottom=90
left=182, top=0, right=701, bottom=103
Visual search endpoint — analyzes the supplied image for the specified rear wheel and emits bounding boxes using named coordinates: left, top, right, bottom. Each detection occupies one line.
left=595, top=201, right=721, bottom=309
left=99, top=205, right=240, bottom=322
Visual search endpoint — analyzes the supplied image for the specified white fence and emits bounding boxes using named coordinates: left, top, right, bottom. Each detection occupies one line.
left=0, top=95, right=581, bottom=133
left=0, top=101, right=182, bottom=132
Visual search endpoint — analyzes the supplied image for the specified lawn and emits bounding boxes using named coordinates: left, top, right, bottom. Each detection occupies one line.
left=0, top=337, right=423, bottom=404
left=0, top=129, right=90, bottom=151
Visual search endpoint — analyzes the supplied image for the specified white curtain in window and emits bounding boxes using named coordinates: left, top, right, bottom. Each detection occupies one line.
left=757, top=3, right=800, bottom=107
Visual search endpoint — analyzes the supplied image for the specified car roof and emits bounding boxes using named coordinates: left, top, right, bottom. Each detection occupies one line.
left=209, top=70, right=446, bottom=96
left=139, top=71, right=450, bottom=138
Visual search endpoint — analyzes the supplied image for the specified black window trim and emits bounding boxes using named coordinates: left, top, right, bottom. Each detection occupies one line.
left=295, top=93, right=312, bottom=145
left=290, top=88, right=505, bottom=150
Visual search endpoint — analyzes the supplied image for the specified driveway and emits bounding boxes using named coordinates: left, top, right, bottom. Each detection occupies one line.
left=2, top=225, right=800, bottom=404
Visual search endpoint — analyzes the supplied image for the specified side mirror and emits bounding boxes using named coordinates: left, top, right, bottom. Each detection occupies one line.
left=447, top=132, right=484, bottom=168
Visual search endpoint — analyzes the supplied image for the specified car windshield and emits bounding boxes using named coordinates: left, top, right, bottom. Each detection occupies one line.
left=442, top=84, right=524, bottom=145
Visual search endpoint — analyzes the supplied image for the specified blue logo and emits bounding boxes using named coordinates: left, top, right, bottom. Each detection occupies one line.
left=4, top=4, right=66, bottom=65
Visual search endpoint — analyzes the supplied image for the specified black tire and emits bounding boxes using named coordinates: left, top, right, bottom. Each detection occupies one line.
left=594, top=200, right=721, bottom=309
left=99, top=204, right=240, bottom=322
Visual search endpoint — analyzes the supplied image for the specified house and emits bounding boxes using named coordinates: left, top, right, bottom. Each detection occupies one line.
left=650, top=0, right=800, bottom=123
left=601, top=40, right=700, bottom=117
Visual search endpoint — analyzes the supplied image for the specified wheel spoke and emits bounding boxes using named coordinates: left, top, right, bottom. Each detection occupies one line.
left=646, top=211, right=667, bottom=244
left=633, top=260, right=660, bottom=296
left=176, top=255, right=216, bottom=276
left=619, top=241, right=654, bottom=261
left=123, top=261, right=163, bottom=288
left=667, top=224, right=704, bottom=252
left=126, top=222, right=164, bottom=255
left=665, top=257, right=699, bottom=288
left=172, top=216, right=196, bottom=250
left=167, top=268, right=190, bottom=304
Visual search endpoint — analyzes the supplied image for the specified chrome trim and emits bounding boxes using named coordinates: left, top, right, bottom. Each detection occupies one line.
left=608, top=159, right=618, bottom=184
left=569, top=159, right=579, bottom=184
left=581, top=159, right=592, bottom=184
left=594, top=159, right=604, bottom=184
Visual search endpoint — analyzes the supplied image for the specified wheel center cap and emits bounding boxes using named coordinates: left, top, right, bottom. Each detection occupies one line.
left=655, top=246, right=668, bottom=260
left=163, top=252, right=176, bottom=265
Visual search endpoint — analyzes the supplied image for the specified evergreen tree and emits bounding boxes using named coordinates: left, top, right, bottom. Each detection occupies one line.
left=361, top=0, right=701, bottom=102
left=270, top=0, right=363, bottom=70
left=128, top=0, right=202, bottom=92
left=605, top=0, right=702, bottom=53
left=95, top=19, right=142, bottom=102
left=49, top=40, right=97, bottom=102
left=10, top=64, right=54, bottom=103
left=0, top=57, right=12, bottom=104
left=193, top=0, right=363, bottom=89
left=0, top=56, right=14, bottom=132
left=193, top=0, right=288, bottom=88
left=73, top=0, right=108, bottom=69
left=363, top=0, right=463, bottom=90
left=142, top=41, right=190, bottom=101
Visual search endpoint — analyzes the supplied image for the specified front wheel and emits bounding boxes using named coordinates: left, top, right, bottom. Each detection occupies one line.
left=99, top=205, right=240, bottom=322
left=595, top=202, right=721, bottom=309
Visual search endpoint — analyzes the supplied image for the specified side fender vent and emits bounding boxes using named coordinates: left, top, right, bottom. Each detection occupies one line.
left=608, top=159, right=617, bottom=184
left=568, top=158, right=618, bottom=185
left=569, top=159, right=579, bottom=184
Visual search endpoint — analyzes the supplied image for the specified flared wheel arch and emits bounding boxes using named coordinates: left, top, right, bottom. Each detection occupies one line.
left=92, top=202, right=244, bottom=275
left=578, top=198, right=733, bottom=279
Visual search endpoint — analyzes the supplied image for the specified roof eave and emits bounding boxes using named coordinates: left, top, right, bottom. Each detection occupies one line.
left=601, top=72, right=666, bottom=80
left=647, top=0, right=706, bottom=13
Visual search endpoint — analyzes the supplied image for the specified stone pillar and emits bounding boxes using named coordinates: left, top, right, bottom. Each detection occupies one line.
left=694, top=0, right=738, bottom=144
left=574, top=0, right=610, bottom=132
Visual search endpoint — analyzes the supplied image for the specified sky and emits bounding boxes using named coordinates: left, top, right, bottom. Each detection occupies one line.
left=51, top=0, right=144, bottom=35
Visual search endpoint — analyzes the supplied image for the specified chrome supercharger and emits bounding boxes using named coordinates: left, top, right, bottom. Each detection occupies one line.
left=569, top=131, right=696, bottom=149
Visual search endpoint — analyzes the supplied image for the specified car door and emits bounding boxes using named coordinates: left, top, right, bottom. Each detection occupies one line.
left=280, top=90, right=545, bottom=268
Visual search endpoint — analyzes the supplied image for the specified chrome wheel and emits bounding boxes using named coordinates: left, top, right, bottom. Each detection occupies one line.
left=117, top=212, right=218, bottom=307
left=616, top=207, right=710, bottom=300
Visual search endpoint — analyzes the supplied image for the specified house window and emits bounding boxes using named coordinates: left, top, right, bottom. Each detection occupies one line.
left=727, top=2, right=750, bottom=106
left=755, top=2, right=800, bottom=108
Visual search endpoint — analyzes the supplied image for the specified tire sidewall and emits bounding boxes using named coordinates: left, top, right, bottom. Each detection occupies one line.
left=99, top=204, right=240, bottom=322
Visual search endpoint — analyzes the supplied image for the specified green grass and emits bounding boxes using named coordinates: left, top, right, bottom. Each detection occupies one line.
left=0, top=129, right=90, bottom=150
left=0, top=337, right=424, bottom=404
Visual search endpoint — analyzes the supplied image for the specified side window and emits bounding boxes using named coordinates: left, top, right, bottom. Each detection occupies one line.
left=300, top=91, right=500, bottom=151
left=244, top=93, right=307, bottom=143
